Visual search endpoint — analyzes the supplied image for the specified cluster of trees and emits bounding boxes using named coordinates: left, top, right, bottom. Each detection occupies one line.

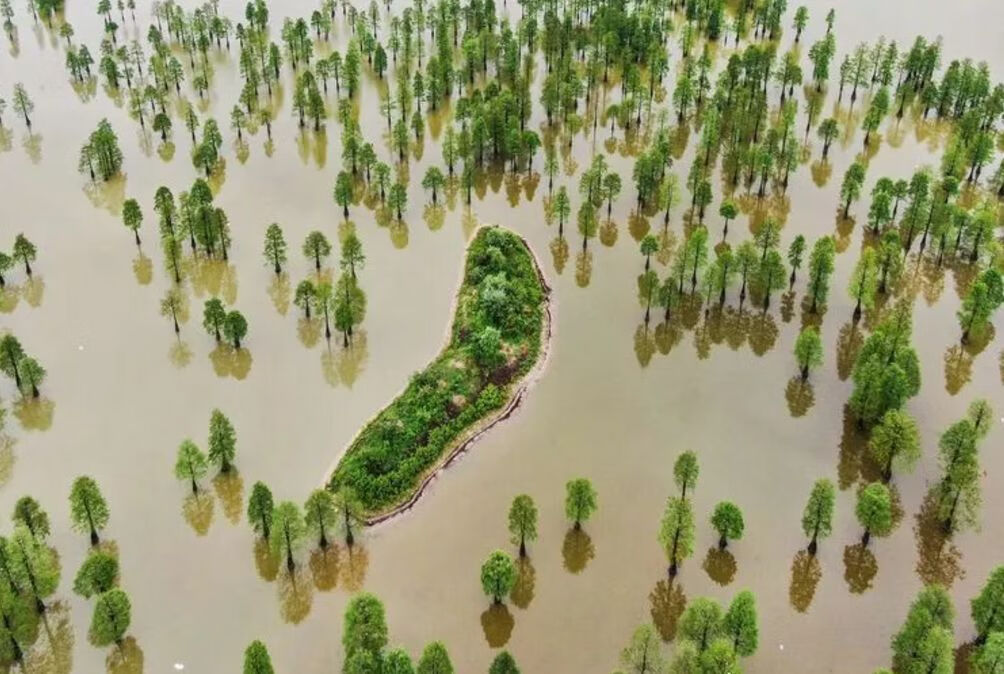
left=878, top=566, right=1004, bottom=674
left=0, top=495, right=60, bottom=668
left=480, top=479, right=598, bottom=604
left=0, top=83, right=33, bottom=130
left=0, top=333, right=46, bottom=399
left=174, top=408, right=239, bottom=493
left=286, top=226, right=368, bottom=347
left=616, top=590, right=758, bottom=674
left=330, top=227, right=545, bottom=512
left=0, top=234, right=38, bottom=286
left=658, top=451, right=745, bottom=577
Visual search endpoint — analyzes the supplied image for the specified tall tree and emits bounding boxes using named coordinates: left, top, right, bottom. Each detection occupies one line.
left=207, top=409, right=236, bottom=473
left=263, top=224, right=287, bottom=275
left=304, top=489, right=337, bottom=549
left=564, top=478, right=598, bottom=530
left=243, top=640, right=275, bottom=674
left=247, top=482, right=274, bottom=540
left=121, top=199, right=143, bottom=246
left=507, top=495, right=538, bottom=557
left=90, top=588, right=132, bottom=647
left=801, top=479, right=835, bottom=555
left=674, top=451, right=699, bottom=499
left=855, top=482, right=893, bottom=546
left=658, top=496, right=694, bottom=577
left=269, top=501, right=306, bottom=574
left=480, top=550, right=516, bottom=604
left=869, top=410, right=921, bottom=482
left=711, top=502, right=745, bottom=550
left=69, top=476, right=110, bottom=546
left=174, top=440, right=208, bottom=494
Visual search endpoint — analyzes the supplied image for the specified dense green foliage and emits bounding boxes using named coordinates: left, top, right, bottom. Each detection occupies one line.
left=330, top=227, right=546, bottom=513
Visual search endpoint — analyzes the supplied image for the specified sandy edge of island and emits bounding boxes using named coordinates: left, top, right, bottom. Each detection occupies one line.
left=322, top=224, right=555, bottom=527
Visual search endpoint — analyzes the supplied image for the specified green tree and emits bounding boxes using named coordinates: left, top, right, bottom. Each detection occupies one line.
left=17, top=357, right=44, bottom=399
left=679, top=597, right=723, bottom=652
left=247, top=482, right=274, bottom=540
left=958, top=270, right=1003, bottom=344
left=11, top=235, right=36, bottom=277
left=553, top=186, right=571, bottom=237
left=343, top=593, right=388, bottom=663
left=11, top=83, right=32, bottom=130
left=416, top=642, right=453, bottom=674
left=174, top=440, right=208, bottom=494
left=489, top=651, right=520, bottom=674
left=161, top=288, right=184, bottom=334
left=801, top=478, right=835, bottom=555
left=69, top=476, right=109, bottom=546
left=711, top=502, right=744, bottom=549
left=869, top=410, right=921, bottom=482
left=340, top=233, right=365, bottom=279
left=640, top=234, right=658, bottom=271
left=334, top=170, right=354, bottom=219
left=619, top=624, right=667, bottom=674
left=304, top=489, right=337, bottom=549
left=840, top=161, right=867, bottom=218
left=73, top=551, right=118, bottom=598
left=658, top=496, right=694, bottom=577
left=294, top=280, right=317, bottom=319
left=973, top=633, right=1004, bottom=674
left=564, top=478, right=598, bottom=530
left=674, top=451, right=699, bottom=499
left=333, top=486, right=364, bottom=546
left=0, top=335, right=24, bottom=390
left=892, top=586, right=954, bottom=672
left=203, top=298, right=227, bottom=342
left=508, top=495, right=538, bottom=557
left=86, top=119, right=124, bottom=180
left=794, top=327, right=823, bottom=381
left=719, top=199, right=738, bottom=240
left=224, top=310, right=249, bottom=349
left=263, top=224, right=287, bottom=275
left=848, top=248, right=878, bottom=320
left=388, top=182, right=408, bottom=220
left=207, top=409, right=236, bottom=473
left=303, top=231, right=333, bottom=271
left=0, top=252, right=12, bottom=287
left=855, top=482, right=893, bottom=546
left=12, top=497, right=50, bottom=541
left=270, top=501, right=306, bottom=574
left=972, top=567, right=1004, bottom=642
left=243, top=640, right=275, bottom=674
left=480, top=550, right=516, bottom=604
left=121, top=199, right=143, bottom=246
left=805, top=236, right=836, bottom=313
left=6, top=526, right=58, bottom=612
left=89, top=588, right=131, bottom=647
left=817, top=118, right=838, bottom=158
left=723, top=590, right=759, bottom=657
left=421, top=166, right=445, bottom=205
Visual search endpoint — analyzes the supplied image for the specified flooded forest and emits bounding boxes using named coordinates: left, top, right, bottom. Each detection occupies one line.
left=0, top=0, right=1002, bottom=671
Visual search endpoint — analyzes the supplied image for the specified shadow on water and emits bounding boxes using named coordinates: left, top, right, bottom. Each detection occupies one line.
left=26, top=600, right=74, bottom=674
left=0, top=435, right=15, bottom=489
left=21, top=276, right=45, bottom=307
left=843, top=543, right=878, bottom=594
left=209, top=344, right=253, bottom=380
left=549, top=237, right=569, bottom=275
left=785, top=377, right=815, bottom=417
left=309, top=546, right=340, bottom=592
left=510, top=557, right=536, bottom=610
left=702, top=547, right=737, bottom=586
left=561, top=528, right=595, bottom=574
left=835, top=320, right=864, bottom=381
left=480, top=603, right=515, bottom=648
left=253, top=538, right=279, bottom=583
left=212, top=471, right=244, bottom=524
left=913, top=486, right=964, bottom=588
left=789, top=550, right=822, bottom=614
left=268, top=272, right=291, bottom=316
left=649, top=578, right=686, bottom=642
left=105, top=637, right=143, bottom=674
left=321, top=331, right=369, bottom=389
left=13, top=397, right=55, bottom=432
left=634, top=323, right=656, bottom=367
left=837, top=404, right=870, bottom=490
left=181, top=492, right=214, bottom=536
left=277, top=567, right=314, bottom=624
left=340, top=545, right=369, bottom=591
left=574, top=250, right=592, bottom=287
left=168, top=340, right=193, bottom=368
left=131, top=254, right=152, bottom=286
left=298, top=317, right=323, bottom=348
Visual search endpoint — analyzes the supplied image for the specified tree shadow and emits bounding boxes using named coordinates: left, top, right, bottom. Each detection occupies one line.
left=168, top=340, right=193, bottom=368
left=785, top=377, right=815, bottom=417
left=105, top=637, right=143, bottom=674
left=837, top=404, right=869, bottom=490
left=549, top=236, right=569, bottom=275
left=309, top=546, right=340, bottom=592
left=599, top=219, right=618, bottom=247
left=480, top=603, right=514, bottom=648
left=574, top=249, right=593, bottom=287
left=634, top=323, right=656, bottom=367
left=702, top=547, right=737, bottom=586
left=277, top=568, right=314, bottom=624
left=340, top=545, right=369, bottom=591
left=212, top=471, right=243, bottom=524
left=843, top=543, right=878, bottom=594
left=747, top=312, right=778, bottom=356
left=913, top=486, right=964, bottom=588
left=268, top=272, right=291, bottom=316
left=649, top=578, right=687, bottom=642
left=131, top=254, right=152, bottom=286
left=423, top=204, right=445, bottom=231
left=954, top=640, right=978, bottom=674
left=181, top=492, right=214, bottom=536
left=943, top=344, right=973, bottom=396
left=320, top=330, right=369, bottom=389
left=389, top=220, right=409, bottom=249
left=561, top=528, right=595, bottom=574
left=835, top=320, right=864, bottom=381
left=25, top=599, right=74, bottom=674
left=510, top=557, right=535, bottom=609
left=209, top=344, right=253, bottom=380
left=13, top=396, right=55, bottom=431
left=789, top=550, right=822, bottom=613
left=253, top=537, right=279, bottom=582
left=298, top=317, right=322, bottom=348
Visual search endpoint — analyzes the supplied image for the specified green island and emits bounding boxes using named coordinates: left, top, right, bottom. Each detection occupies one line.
left=328, top=226, right=550, bottom=518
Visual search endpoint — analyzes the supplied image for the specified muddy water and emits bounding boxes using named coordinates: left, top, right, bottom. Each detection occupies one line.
left=0, top=0, right=1001, bottom=672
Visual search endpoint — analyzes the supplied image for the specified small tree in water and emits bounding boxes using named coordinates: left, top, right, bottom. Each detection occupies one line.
left=710, top=501, right=744, bottom=549
left=207, top=409, right=236, bottom=473
left=564, top=478, right=598, bottom=530
left=89, top=588, right=131, bottom=647
left=333, top=486, right=364, bottom=546
left=69, top=476, right=110, bottom=546
left=658, top=496, right=694, bottom=577
left=480, top=550, right=516, bottom=604
left=674, top=451, right=699, bottom=499
left=73, top=551, right=119, bottom=599
left=174, top=440, right=208, bottom=494
left=304, top=489, right=337, bottom=549
left=269, top=501, right=306, bottom=574
left=801, top=479, right=835, bottom=555
left=793, top=327, right=823, bottom=381
left=507, top=495, right=538, bottom=558
left=247, top=482, right=275, bottom=540
left=243, top=640, right=275, bottom=674
left=224, top=310, right=248, bottom=349
left=855, top=482, right=893, bottom=546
